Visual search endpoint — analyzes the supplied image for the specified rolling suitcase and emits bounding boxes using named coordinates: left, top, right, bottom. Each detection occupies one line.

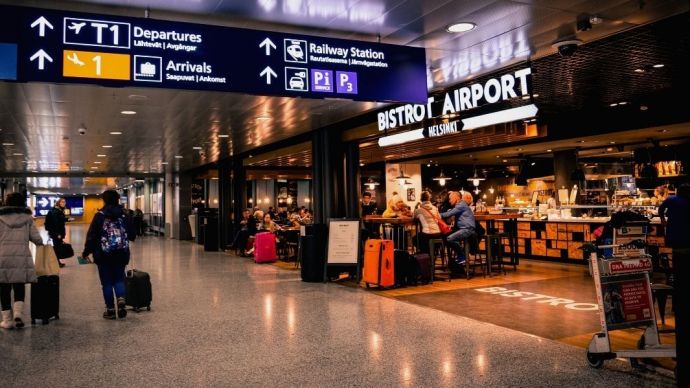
left=363, top=239, right=394, bottom=288
left=394, top=250, right=410, bottom=287
left=254, top=232, right=277, bottom=263
left=414, top=253, right=432, bottom=284
left=125, top=269, right=152, bottom=312
left=31, top=275, right=60, bottom=325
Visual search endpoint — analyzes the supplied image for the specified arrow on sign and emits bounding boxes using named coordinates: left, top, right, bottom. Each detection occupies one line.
left=259, top=37, right=276, bottom=56
left=38, top=197, right=49, bottom=207
left=30, top=49, right=53, bottom=70
left=260, top=66, right=277, bottom=85
left=30, top=16, right=54, bottom=37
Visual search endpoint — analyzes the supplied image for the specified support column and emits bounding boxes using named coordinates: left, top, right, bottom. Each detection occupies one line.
left=344, top=141, right=361, bottom=219
left=218, top=159, right=232, bottom=249
left=553, top=149, right=580, bottom=202
left=232, top=158, right=247, bottom=236
left=167, top=172, right=192, bottom=240
left=311, top=128, right=345, bottom=224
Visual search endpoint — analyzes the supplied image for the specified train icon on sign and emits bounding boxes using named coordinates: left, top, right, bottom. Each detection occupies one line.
left=284, top=39, right=307, bottom=63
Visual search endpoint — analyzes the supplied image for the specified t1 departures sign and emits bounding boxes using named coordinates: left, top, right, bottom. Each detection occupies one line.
left=0, top=5, right=427, bottom=104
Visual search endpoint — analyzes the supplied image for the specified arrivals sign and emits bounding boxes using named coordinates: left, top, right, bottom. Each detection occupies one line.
left=0, top=5, right=427, bottom=103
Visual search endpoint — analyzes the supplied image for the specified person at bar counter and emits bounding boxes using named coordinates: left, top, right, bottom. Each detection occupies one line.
left=440, top=191, right=475, bottom=265
left=658, top=183, right=690, bottom=387
left=361, top=192, right=377, bottom=217
left=414, top=191, right=442, bottom=253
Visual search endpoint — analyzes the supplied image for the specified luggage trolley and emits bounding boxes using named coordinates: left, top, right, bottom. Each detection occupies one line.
left=586, top=221, right=676, bottom=375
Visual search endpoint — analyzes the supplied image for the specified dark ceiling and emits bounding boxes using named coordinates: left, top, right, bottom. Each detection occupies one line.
left=0, top=0, right=689, bottom=191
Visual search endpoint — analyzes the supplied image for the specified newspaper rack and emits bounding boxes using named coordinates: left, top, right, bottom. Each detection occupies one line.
left=586, top=225, right=676, bottom=377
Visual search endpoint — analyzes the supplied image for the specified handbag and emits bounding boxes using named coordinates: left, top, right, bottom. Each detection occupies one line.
left=34, top=244, right=60, bottom=276
left=54, top=241, right=75, bottom=259
left=421, top=207, right=451, bottom=235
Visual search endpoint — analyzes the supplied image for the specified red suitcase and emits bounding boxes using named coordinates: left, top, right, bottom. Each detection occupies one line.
left=254, top=232, right=277, bottom=263
left=363, top=239, right=395, bottom=288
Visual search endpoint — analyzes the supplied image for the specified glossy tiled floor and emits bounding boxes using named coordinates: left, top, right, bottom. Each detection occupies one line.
left=0, top=225, right=674, bottom=387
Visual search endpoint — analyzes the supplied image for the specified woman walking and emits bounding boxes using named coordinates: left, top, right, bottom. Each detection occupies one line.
left=0, top=192, right=44, bottom=329
left=82, top=190, right=136, bottom=319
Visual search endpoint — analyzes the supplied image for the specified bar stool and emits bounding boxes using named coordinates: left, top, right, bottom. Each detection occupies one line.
left=651, top=283, right=673, bottom=327
left=461, top=234, right=487, bottom=280
left=428, top=238, right=450, bottom=282
left=485, top=233, right=507, bottom=276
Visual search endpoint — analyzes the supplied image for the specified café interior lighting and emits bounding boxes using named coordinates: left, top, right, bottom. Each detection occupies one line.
left=446, top=22, right=476, bottom=33
left=433, top=171, right=450, bottom=186
left=489, top=187, right=495, bottom=194
left=467, top=169, right=485, bottom=187
left=365, top=178, right=380, bottom=190
left=395, top=166, right=411, bottom=185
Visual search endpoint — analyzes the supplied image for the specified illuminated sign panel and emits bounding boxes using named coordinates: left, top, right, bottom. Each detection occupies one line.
left=0, top=5, right=427, bottom=103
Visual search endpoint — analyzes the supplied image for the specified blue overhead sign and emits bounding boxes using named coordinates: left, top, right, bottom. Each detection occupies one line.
left=0, top=5, right=428, bottom=103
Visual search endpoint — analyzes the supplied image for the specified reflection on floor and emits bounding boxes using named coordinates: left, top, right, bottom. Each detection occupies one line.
left=1, top=225, right=674, bottom=386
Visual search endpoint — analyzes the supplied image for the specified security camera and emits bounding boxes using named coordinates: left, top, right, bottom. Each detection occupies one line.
left=552, top=39, right=583, bottom=57
left=78, top=127, right=86, bottom=135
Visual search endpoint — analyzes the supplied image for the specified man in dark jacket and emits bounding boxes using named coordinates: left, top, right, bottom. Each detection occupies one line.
left=82, top=190, right=136, bottom=320
left=44, top=198, right=69, bottom=267
left=659, top=184, right=690, bottom=387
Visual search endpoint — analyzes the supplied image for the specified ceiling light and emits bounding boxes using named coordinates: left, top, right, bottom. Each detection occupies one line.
left=256, top=115, right=271, bottom=121
left=110, top=131, right=122, bottom=135
left=121, top=110, right=136, bottom=115
left=634, top=68, right=645, bottom=73
left=174, top=155, right=183, bottom=159
left=606, top=147, right=614, bottom=152
left=193, top=146, right=202, bottom=150
left=467, top=169, right=485, bottom=187
left=533, top=94, right=539, bottom=98
left=97, top=154, right=106, bottom=157
left=579, top=140, right=586, bottom=143
left=546, top=149, right=552, bottom=152
left=433, top=171, right=450, bottom=186
left=395, top=167, right=411, bottom=185
left=530, top=162, right=536, bottom=166
left=365, top=178, right=380, bottom=190
left=102, top=145, right=112, bottom=148
left=91, top=166, right=98, bottom=169
left=610, top=141, right=616, bottom=144
left=2, top=142, right=14, bottom=146
left=218, top=134, right=229, bottom=138
left=618, top=101, right=628, bottom=105
left=502, top=159, right=508, bottom=163
left=12, top=152, right=23, bottom=156
left=446, top=22, right=476, bottom=33
left=653, top=64, right=664, bottom=68
left=161, top=162, right=168, bottom=165
left=94, top=161, right=102, bottom=164
left=640, top=105, right=648, bottom=111
left=521, top=95, right=530, bottom=100
left=609, top=103, right=618, bottom=107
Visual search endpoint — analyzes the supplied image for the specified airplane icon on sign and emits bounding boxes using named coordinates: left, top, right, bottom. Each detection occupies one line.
left=68, top=22, right=86, bottom=34
left=67, top=52, right=85, bottom=66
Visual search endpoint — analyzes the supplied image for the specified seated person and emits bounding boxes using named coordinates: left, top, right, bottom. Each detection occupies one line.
left=440, top=191, right=476, bottom=265
left=414, top=191, right=442, bottom=253
left=298, top=207, right=313, bottom=225
left=382, top=195, right=413, bottom=218
left=261, top=213, right=282, bottom=233
left=232, top=209, right=258, bottom=256
left=361, top=192, right=377, bottom=217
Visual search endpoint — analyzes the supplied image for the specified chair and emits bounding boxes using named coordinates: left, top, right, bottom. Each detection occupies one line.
left=428, top=238, right=450, bottom=282
left=485, top=233, right=507, bottom=276
left=463, top=234, right=488, bottom=279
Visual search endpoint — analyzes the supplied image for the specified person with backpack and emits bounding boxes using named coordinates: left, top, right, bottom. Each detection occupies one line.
left=81, top=190, right=136, bottom=320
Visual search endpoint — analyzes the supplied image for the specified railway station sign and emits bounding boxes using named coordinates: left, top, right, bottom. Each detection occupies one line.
left=0, top=5, right=427, bottom=103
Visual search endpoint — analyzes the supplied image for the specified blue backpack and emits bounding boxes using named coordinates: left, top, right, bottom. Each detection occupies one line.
left=100, top=212, right=129, bottom=253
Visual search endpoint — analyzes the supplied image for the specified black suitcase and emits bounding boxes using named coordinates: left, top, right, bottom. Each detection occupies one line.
left=394, top=250, right=412, bottom=287
left=415, top=253, right=432, bottom=284
left=125, top=269, right=152, bottom=311
left=31, top=275, right=60, bottom=325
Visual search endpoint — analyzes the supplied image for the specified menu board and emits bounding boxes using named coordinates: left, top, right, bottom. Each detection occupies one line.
left=327, top=219, right=360, bottom=264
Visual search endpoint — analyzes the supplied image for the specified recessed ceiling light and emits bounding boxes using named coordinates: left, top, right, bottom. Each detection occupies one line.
left=174, top=155, right=183, bottom=159
left=91, top=166, right=98, bottom=169
left=521, top=95, right=530, bottom=100
left=610, top=141, right=616, bottom=144
left=121, top=110, right=136, bottom=115
left=653, top=64, right=664, bottom=68
left=218, top=134, right=229, bottom=138
left=12, top=152, right=23, bottom=156
left=502, top=159, right=508, bottom=163
left=634, top=68, right=645, bottom=73
left=546, top=149, right=552, bottom=152
left=609, top=103, right=618, bottom=107
left=97, top=154, right=106, bottom=157
left=446, top=22, right=476, bottom=33
left=533, top=94, right=540, bottom=98
left=2, top=142, right=13, bottom=146
left=94, top=161, right=102, bottom=164
left=161, top=162, right=169, bottom=165
left=102, top=145, right=112, bottom=148
left=193, top=146, right=202, bottom=150
left=640, top=105, right=648, bottom=111
left=618, top=101, right=628, bottom=105
left=110, top=131, right=122, bottom=135
left=31, top=170, right=38, bottom=173
left=256, top=115, right=271, bottom=121
left=579, top=140, right=586, bottom=143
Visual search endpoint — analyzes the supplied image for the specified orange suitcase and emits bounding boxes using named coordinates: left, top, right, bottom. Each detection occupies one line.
left=363, top=239, right=395, bottom=288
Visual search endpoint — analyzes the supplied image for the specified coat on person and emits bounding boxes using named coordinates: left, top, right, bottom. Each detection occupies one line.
left=0, top=206, right=43, bottom=283
left=414, top=202, right=442, bottom=235
left=44, top=205, right=67, bottom=240
left=82, top=204, right=137, bottom=266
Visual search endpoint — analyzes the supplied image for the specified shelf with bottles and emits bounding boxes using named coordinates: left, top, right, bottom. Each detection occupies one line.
left=633, top=160, right=684, bottom=178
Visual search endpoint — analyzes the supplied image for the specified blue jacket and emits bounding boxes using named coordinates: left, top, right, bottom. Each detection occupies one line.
left=441, top=201, right=475, bottom=230
left=659, top=195, right=690, bottom=248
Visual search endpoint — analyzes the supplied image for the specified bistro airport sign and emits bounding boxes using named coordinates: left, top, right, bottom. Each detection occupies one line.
left=0, top=5, right=427, bottom=104
left=377, top=67, right=538, bottom=146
